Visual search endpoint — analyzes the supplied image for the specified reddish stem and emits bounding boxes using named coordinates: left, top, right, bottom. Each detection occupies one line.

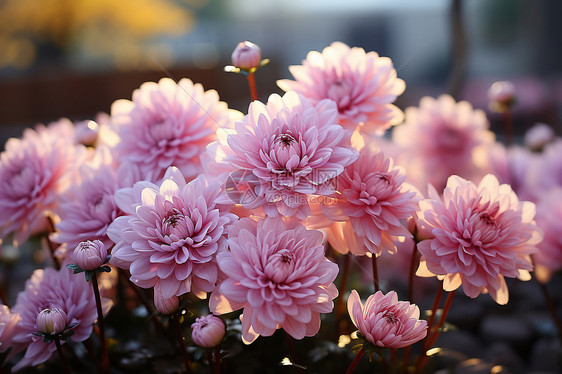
left=416, top=290, right=456, bottom=373
left=345, top=348, right=365, bottom=374
left=401, top=346, right=411, bottom=374
left=214, top=344, right=221, bottom=374
left=532, top=257, right=562, bottom=340
left=372, top=255, right=380, bottom=293
left=335, top=254, right=351, bottom=335
left=92, top=274, right=109, bottom=374
left=45, top=216, right=61, bottom=270
left=173, top=313, right=191, bottom=374
left=0, top=284, right=8, bottom=306
left=54, top=336, right=71, bottom=374
left=247, top=72, right=258, bottom=101
left=502, top=108, right=513, bottom=146
left=408, top=239, right=419, bottom=303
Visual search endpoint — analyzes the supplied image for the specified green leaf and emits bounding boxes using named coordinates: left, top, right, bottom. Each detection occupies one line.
left=85, top=271, right=94, bottom=282
left=99, top=265, right=111, bottom=273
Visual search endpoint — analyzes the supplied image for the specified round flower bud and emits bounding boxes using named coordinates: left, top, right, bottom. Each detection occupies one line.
left=74, top=120, right=99, bottom=146
left=154, top=293, right=179, bottom=315
left=488, top=81, right=516, bottom=108
left=191, top=315, right=225, bottom=348
left=36, top=308, right=67, bottom=335
left=524, top=122, right=555, bottom=151
left=231, top=41, right=261, bottom=70
left=73, top=240, right=107, bottom=270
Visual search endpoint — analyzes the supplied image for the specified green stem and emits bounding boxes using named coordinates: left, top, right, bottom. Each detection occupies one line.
left=92, top=274, right=109, bottom=374
left=54, top=336, right=71, bottom=374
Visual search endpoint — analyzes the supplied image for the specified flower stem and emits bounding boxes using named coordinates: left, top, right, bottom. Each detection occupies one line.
left=372, top=254, right=380, bottom=293
left=416, top=290, right=456, bottom=373
left=345, top=348, right=365, bottom=374
left=172, top=312, right=191, bottom=374
left=408, top=238, right=419, bottom=303
left=45, top=216, right=61, bottom=270
left=335, top=254, right=351, bottom=335
left=532, top=257, right=562, bottom=340
left=214, top=344, right=221, bottom=374
left=92, top=274, right=109, bottom=374
left=0, top=283, right=8, bottom=306
left=54, top=336, right=71, bottom=374
left=247, top=72, right=258, bottom=101
left=426, top=290, right=455, bottom=348
left=502, top=108, right=513, bottom=146
left=207, top=348, right=214, bottom=374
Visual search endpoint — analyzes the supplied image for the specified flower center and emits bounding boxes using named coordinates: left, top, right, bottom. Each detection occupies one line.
left=275, top=133, right=296, bottom=146
left=161, top=209, right=186, bottom=236
left=384, top=311, right=399, bottom=324
left=479, top=212, right=496, bottom=227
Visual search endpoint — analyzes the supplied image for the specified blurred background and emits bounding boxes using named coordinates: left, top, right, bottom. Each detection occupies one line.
left=0, top=0, right=561, bottom=146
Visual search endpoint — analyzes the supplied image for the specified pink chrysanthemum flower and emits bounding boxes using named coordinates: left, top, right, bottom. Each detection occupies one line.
left=3, top=267, right=98, bottom=371
left=109, top=77, right=242, bottom=181
left=0, top=305, right=20, bottom=352
left=209, top=91, right=358, bottom=219
left=0, top=122, right=84, bottom=245
left=323, top=147, right=419, bottom=256
left=108, top=166, right=237, bottom=299
left=347, top=290, right=427, bottom=348
left=416, top=174, right=542, bottom=304
left=533, top=188, right=562, bottom=281
left=51, top=148, right=141, bottom=251
left=392, top=95, right=495, bottom=193
left=527, top=140, right=562, bottom=200
left=277, top=42, right=405, bottom=136
left=210, top=217, right=339, bottom=344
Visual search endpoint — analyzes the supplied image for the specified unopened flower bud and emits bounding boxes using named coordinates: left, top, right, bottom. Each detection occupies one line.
left=74, top=120, right=99, bottom=146
left=524, top=123, right=555, bottom=151
left=73, top=240, right=107, bottom=270
left=191, top=315, right=225, bottom=348
left=154, top=293, right=179, bottom=315
left=36, top=308, right=67, bottom=335
left=488, top=81, right=516, bottom=110
left=231, top=41, right=261, bottom=70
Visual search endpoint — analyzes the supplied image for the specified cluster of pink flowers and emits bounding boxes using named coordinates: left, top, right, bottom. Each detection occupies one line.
left=0, top=267, right=101, bottom=371
left=1, top=39, right=558, bottom=373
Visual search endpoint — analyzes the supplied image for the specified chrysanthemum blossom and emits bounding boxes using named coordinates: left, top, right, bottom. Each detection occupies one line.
left=4, top=267, right=98, bottom=371
left=210, top=217, right=339, bottom=344
left=347, top=290, right=427, bottom=348
left=108, top=166, right=237, bottom=300
left=392, top=95, right=495, bottom=192
left=191, top=315, right=225, bottom=348
left=51, top=148, right=141, bottom=251
left=0, top=305, right=20, bottom=352
left=323, top=147, right=419, bottom=256
left=277, top=42, right=405, bottom=136
left=210, top=91, right=358, bottom=219
left=533, top=188, right=562, bottom=281
left=526, top=140, right=562, bottom=200
left=0, top=122, right=84, bottom=245
left=109, top=77, right=242, bottom=181
left=416, top=174, right=542, bottom=304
